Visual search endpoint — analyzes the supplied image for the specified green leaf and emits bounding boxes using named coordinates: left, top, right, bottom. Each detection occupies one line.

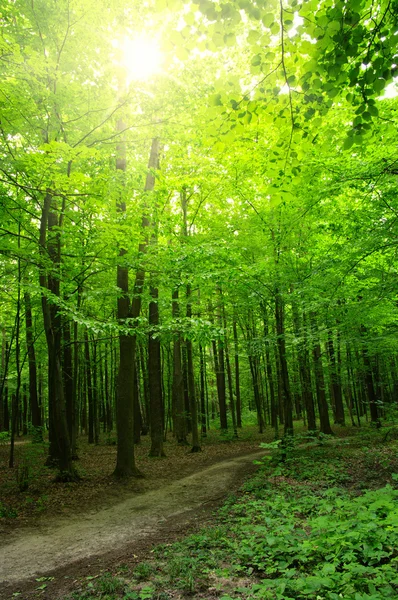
left=343, top=137, right=354, bottom=150
left=251, top=54, right=262, bottom=66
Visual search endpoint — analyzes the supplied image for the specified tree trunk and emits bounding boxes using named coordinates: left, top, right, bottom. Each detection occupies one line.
left=148, top=285, right=165, bottom=456
left=262, top=306, right=278, bottom=433
left=186, top=287, right=201, bottom=452
left=327, top=331, right=345, bottom=425
left=361, top=340, right=380, bottom=426
left=275, top=290, right=293, bottom=436
left=232, top=319, right=242, bottom=428
left=85, top=330, right=94, bottom=444
left=172, top=288, right=187, bottom=445
left=62, top=317, right=74, bottom=448
left=24, top=292, right=41, bottom=431
left=290, top=296, right=316, bottom=431
left=39, top=191, right=75, bottom=479
left=310, top=313, right=333, bottom=435
left=92, top=338, right=100, bottom=444
left=114, top=136, right=159, bottom=477
left=199, top=345, right=207, bottom=436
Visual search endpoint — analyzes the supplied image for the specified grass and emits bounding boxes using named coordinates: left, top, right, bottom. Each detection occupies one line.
left=60, top=426, right=398, bottom=600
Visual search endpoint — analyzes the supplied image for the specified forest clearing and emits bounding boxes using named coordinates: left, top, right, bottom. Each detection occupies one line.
left=1, top=0, right=398, bottom=598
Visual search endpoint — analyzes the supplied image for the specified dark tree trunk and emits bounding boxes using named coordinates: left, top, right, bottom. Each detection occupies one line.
left=232, top=319, right=242, bottom=428
left=4, top=385, right=9, bottom=432
left=199, top=345, right=207, bottom=436
left=92, top=338, right=100, bottom=444
left=328, top=331, right=345, bottom=425
left=0, top=328, right=5, bottom=431
left=310, top=313, right=334, bottom=435
left=104, top=342, right=112, bottom=433
left=10, top=265, right=22, bottom=467
left=22, top=384, right=28, bottom=436
left=139, top=344, right=150, bottom=433
left=172, top=288, right=187, bottom=444
left=262, top=306, right=278, bottom=433
left=114, top=137, right=159, bottom=477
left=24, top=293, right=41, bottom=430
left=361, top=341, right=380, bottom=426
left=62, top=317, right=75, bottom=450
left=85, top=330, right=94, bottom=444
left=70, top=295, right=80, bottom=457
left=39, top=192, right=75, bottom=479
left=148, top=285, right=165, bottom=456
left=133, top=360, right=142, bottom=444
left=186, top=287, right=201, bottom=452
left=275, top=290, right=293, bottom=436
left=248, top=353, right=265, bottom=433
left=182, top=343, right=191, bottom=433
left=216, top=338, right=228, bottom=430
left=290, top=297, right=316, bottom=431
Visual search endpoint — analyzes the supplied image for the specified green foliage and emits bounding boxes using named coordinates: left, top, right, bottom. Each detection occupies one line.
left=0, top=431, right=10, bottom=445
left=132, top=563, right=153, bottom=581
left=15, top=442, right=48, bottom=492
left=0, top=501, right=18, bottom=519
left=60, top=439, right=398, bottom=600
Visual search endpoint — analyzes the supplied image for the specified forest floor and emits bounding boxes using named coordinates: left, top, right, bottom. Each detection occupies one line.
left=0, top=425, right=273, bottom=598
left=1, top=424, right=398, bottom=600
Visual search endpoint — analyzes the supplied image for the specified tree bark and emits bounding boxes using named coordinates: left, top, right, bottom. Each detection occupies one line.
left=148, top=285, right=165, bottom=456
left=327, top=331, right=345, bottom=425
left=186, top=287, right=201, bottom=452
left=310, top=313, right=333, bottom=435
left=275, top=290, right=293, bottom=436
left=39, top=191, right=76, bottom=479
left=24, top=292, right=41, bottom=431
left=114, top=136, right=159, bottom=477
left=232, top=319, right=242, bottom=428
left=172, top=288, right=188, bottom=445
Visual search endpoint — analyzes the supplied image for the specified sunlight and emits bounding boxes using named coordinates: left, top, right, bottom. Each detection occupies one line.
left=122, top=35, right=163, bottom=82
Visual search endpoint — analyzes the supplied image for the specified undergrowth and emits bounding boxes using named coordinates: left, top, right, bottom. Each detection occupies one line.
left=57, top=434, right=398, bottom=600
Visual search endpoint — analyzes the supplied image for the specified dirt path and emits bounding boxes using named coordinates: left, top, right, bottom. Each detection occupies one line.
left=0, top=450, right=264, bottom=598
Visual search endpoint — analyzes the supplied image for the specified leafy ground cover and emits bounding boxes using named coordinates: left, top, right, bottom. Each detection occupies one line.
left=58, top=427, right=398, bottom=600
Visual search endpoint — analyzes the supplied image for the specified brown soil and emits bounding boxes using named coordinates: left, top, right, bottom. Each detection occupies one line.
left=0, top=431, right=267, bottom=600
left=0, top=429, right=269, bottom=530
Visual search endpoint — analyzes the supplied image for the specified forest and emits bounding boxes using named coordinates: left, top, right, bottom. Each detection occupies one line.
left=0, top=0, right=398, bottom=598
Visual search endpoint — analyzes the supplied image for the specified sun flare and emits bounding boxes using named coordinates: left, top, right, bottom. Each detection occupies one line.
left=122, top=35, right=163, bottom=82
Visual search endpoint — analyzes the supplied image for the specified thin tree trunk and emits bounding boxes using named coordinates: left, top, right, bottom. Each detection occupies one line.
left=85, top=330, right=94, bottom=444
left=148, top=285, right=165, bottom=456
left=262, top=305, right=278, bottom=434
left=275, top=290, right=293, bottom=436
left=328, top=331, right=345, bottom=425
left=186, top=287, right=201, bottom=452
left=232, top=319, right=242, bottom=428
left=361, top=331, right=380, bottom=426
left=172, top=288, right=187, bottom=445
left=9, top=257, right=21, bottom=467
left=310, top=313, right=333, bottom=435
left=199, top=345, right=207, bottom=436
left=92, top=338, right=99, bottom=444
left=24, top=292, right=41, bottom=431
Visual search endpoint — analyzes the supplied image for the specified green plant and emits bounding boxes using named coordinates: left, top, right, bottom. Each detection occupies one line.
left=133, top=562, right=153, bottom=581
left=0, top=502, right=18, bottom=519
left=95, top=573, right=125, bottom=595
left=0, top=431, right=10, bottom=445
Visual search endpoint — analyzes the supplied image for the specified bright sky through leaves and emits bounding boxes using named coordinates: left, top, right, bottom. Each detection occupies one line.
left=122, top=35, right=163, bottom=82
